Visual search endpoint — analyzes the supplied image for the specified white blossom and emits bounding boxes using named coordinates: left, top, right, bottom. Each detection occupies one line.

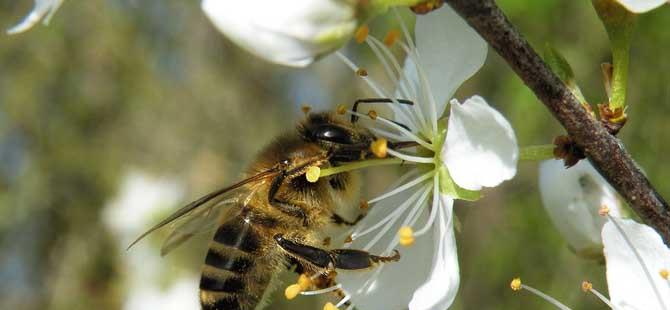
left=7, top=0, right=64, bottom=35
left=615, top=0, right=668, bottom=13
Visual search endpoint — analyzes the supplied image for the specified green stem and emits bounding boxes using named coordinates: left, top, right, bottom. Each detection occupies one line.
left=319, top=158, right=406, bottom=177
left=519, top=145, right=556, bottom=161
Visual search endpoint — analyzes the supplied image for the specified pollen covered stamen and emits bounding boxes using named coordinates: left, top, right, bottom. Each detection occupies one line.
left=370, top=138, right=387, bottom=158
left=306, top=166, right=321, bottom=183
left=284, top=274, right=313, bottom=300
left=323, top=302, right=339, bottom=310
left=398, top=226, right=415, bottom=246
left=510, top=278, right=573, bottom=310
left=510, top=278, right=522, bottom=291
left=581, top=280, right=614, bottom=308
left=581, top=281, right=593, bottom=292
left=383, top=29, right=401, bottom=47
left=598, top=205, right=610, bottom=216
left=354, top=25, right=369, bottom=44
left=367, top=110, right=378, bottom=120
left=356, top=68, right=368, bottom=77
left=661, top=269, right=669, bottom=280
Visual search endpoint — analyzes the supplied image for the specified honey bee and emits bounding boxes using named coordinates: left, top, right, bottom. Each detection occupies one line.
left=130, top=104, right=415, bottom=310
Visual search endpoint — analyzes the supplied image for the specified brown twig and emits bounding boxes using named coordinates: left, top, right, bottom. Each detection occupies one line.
left=446, top=0, right=670, bottom=244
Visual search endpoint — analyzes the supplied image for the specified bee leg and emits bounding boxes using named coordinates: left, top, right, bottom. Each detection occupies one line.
left=274, top=234, right=400, bottom=270
left=268, top=173, right=309, bottom=226
left=331, top=213, right=365, bottom=226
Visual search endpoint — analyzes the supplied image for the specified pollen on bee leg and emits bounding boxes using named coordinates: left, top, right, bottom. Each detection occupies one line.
left=336, top=104, right=347, bottom=115
left=323, top=302, right=339, bottom=310
left=598, top=205, right=610, bottom=216
left=510, top=278, right=522, bottom=291
left=370, top=138, right=387, bottom=158
left=383, top=29, right=401, bottom=47
left=398, top=226, right=415, bottom=246
left=354, top=25, right=369, bottom=44
left=298, top=273, right=313, bottom=291
left=306, top=166, right=321, bottom=183
left=660, top=269, right=669, bottom=280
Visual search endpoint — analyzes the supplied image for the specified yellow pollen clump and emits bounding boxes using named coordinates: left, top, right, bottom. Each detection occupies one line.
left=371, top=138, right=388, bottom=158
left=384, top=29, right=401, bottom=47
left=581, top=281, right=593, bottom=292
left=336, top=104, right=347, bottom=115
left=398, top=226, right=415, bottom=246
left=367, top=110, right=378, bottom=120
left=510, top=278, right=522, bottom=291
left=355, top=25, right=369, bottom=44
left=323, top=302, right=339, bottom=310
left=306, top=166, right=321, bottom=183
left=284, top=284, right=302, bottom=300
left=356, top=68, right=368, bottom=77
left=660, top=269, right=669, bottom=280
left=598, top=205, right=610, bottom=216
left=301, top=105, right=312, bottom=114
left=298, top=274, right=312, bottom=290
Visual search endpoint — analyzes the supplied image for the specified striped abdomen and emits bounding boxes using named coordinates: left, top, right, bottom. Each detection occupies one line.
left=199, top=212, right=278, bottom=310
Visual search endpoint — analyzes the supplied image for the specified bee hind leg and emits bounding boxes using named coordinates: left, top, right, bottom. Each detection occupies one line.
left=273, top=234, right=400, bottom=271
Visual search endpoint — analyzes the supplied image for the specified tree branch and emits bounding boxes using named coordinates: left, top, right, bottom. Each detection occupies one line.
left=447, top=0, right=670, bottom=244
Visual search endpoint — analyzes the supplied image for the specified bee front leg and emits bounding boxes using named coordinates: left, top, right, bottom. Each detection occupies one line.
left=273, top=234, right=400, bottom=270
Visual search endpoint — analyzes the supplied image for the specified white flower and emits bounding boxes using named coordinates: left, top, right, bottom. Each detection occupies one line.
left=615, top=0, right=668, bottom=13
left=327, top=7, right=518, bottom=309
left=7, top=0, right=64, bottom=35
left=602, top=218, right=670, bottom=310
left=538, top=159, right=623, bottom=255
left=201, top=0, right=361, bottom=67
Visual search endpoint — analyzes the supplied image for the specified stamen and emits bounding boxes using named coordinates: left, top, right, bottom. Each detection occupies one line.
left=370, top=138, right=387, bottom=158
left=347, top=110, right=434, bottom=151
left=413, top=174, right=440, bottom=236
left=360, top=200, right=369, bottom=211
left=608, top=215, right=668, bottom=310
left=298, top=274, right=312, bottom=290
left=368, top=170, right=435, bottom=204
left=369, top=127, right=408, bottom=142
left=384, top=29, right=401, bottom=47
left=661, top=269, right=669, bottom=280
left=335, top=294, right=351, bottom=308
left=323, top=302, right=339, bottom=310
left=398, top=226, right=415, bottom=246
left=319, top=158, right=408, bottom=179
left=336, top=104, right=347, bottom=115
left=598, top=205, right=610, bottom=216
left=285, top=284, right=303, bottom=300
left=367, top=109, right=378, bottom=120
left=306, top=166, right=321, bottom=183
left=355, top=25, right=369, bottom=44
left=510, top=278, right=573, bottom=310
left=301, top=284, right=342, bottom=296
left=581, top=281, right=615, bottom=308
left=301, top=105, right=312, bottom=114
left=356, top=68, right=368, bottom=77
left=386, top=148, right=434, bottom=164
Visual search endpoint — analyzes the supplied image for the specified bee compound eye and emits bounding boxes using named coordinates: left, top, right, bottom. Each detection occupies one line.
left=315, top=125, right=353, bottom=144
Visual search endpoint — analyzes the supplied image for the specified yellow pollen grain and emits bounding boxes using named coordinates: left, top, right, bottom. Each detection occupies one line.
left=356, top=68, right=368, bottom=77
left=336, top=104, right=347, bottom=115
left=660, top=269, right=669, bottom=280
left=510, top=278, right=522, bottom=291
left=306, top=166, right=321, bottom=183
left=398, top=226, right=415, bottom=247
left=355, top=25, right=369, bottom=44
left=581, top=281, right=593, bottom=292
left=301, top=105, right=312, bottom=114
left=284, top=284, right=302, bottom=300
left=598, top=205, right=610, bottom=216
left=371, top=138, right=388, bottom=158
left=298, top=274, right=312, bottom=290
left=367, top=109, right=378, bottom=120
left=383, top=29, right=401, bottom=47
left=324, top=302, right=339, bottom=310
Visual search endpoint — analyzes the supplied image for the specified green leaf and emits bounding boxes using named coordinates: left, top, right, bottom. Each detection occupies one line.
left=544, top=44, right=587, bottom=104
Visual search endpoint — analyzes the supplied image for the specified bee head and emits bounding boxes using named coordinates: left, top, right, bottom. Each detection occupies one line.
left=299, top=112, right=374, bottom=162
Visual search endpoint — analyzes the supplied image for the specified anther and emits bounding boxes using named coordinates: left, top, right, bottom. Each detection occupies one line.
left=355, top=25, right=369, bottom=44
left=384, top=30, right=401, bottom=47
left=306, top=166, right=321, bottom=183
left=660, top=269, right=669, bottom=280
left=285, top=284, right=302, bottom=300
left=301, top=105, right=312, bottom=114
left=324, top=302, right=339, bottom=310
left=367, top=110, right=378, bottom=120
left=344, top=234, right=353, bottom=243
left=360, top=200, right=369, bottom=211
left=298, top=274, right=312, bottom=291
left=581, top=281, right=593, bottom=292
left=398, top=226, right=415, bottom=246
left=371, top=138, right=388, bottom=158
left=598, top=205, right=610, bottom=217
left=510, top=278, right=522, bottom=291
left=336, top=104, right=347, bottom=115
left=356, top=68, right=368, bottom=77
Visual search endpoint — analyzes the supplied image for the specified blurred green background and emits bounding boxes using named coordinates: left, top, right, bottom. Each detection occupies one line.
left=1, top=1, right=669, bottom=309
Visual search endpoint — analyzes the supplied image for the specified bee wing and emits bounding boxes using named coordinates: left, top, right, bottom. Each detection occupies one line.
left=126, top=168, right=278, bottom=250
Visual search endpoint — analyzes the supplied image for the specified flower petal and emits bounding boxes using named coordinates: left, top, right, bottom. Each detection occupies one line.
left=415, top=6, right=487, bottom=116
left=615, top=0, right=667, bottom=13
left=409, top=195, right=459, bottom=310
left=602, top=219, right=670, bottom=310
left=7, top=0, right=64, bottom=35
left=338, top=187, right=434, bottom=309
left=201, top=0, right=357, bottom=66
left=539, top=159, right=622, bottom=254
left=443, top=96, right=518, bottom=191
